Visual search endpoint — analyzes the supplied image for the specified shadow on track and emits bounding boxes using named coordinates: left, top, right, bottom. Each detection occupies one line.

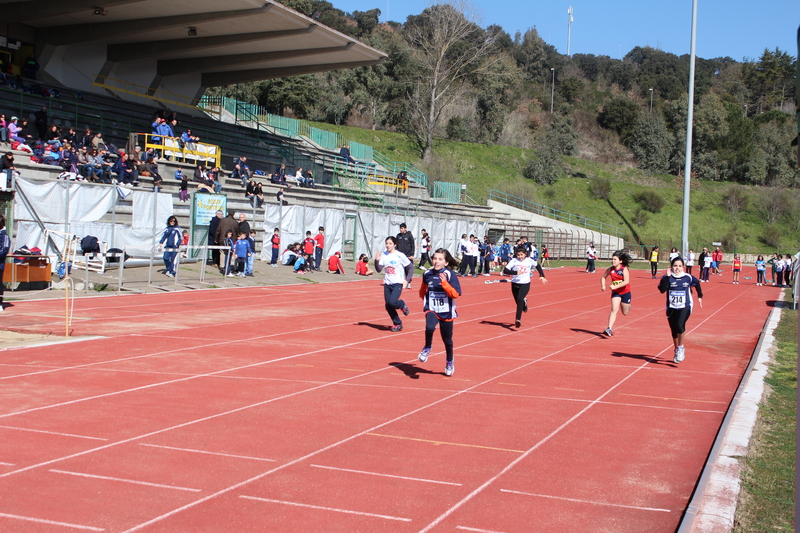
left=570, top=328, right=607, bottom=338
left=610, top=351, right=676, bottom=366
left=389, top=362, right=441, bottom=379
left=479, top=320, right=516, bottom=330
left=356, top=322, right=393, bottom=331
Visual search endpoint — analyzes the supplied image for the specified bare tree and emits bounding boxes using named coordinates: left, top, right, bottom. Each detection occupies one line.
left=722, top=185, right=749, bottom=222
left=403, top=0, right=498, bottom=160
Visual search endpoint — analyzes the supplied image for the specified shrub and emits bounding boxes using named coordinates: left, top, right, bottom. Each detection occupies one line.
left=760, top=224, right=782, bottom=248
left=589, top=178, right=612, bottom=200
left=633, top=208, right=649, bottom=226
left=523, top=139, right=561, bottom=185
left=722, top=185, right=749, bottom=222
left=633, top=190, right=665, bottom=213
left=445, top=116, right=474, bottom=142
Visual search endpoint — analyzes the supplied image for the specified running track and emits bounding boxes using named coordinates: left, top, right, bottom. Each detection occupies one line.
left=0, top=266, right=777, bottom=532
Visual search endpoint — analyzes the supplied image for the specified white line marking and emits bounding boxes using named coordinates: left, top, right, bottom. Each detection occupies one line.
left=138, top=443, right=275, bottom=462
left=0, top=511, right=104, bottom=531
left=500, top=488, right=671, bottom=512
left=0, top=425, right=108, bottom=441
left=49, top=469, right=201, bottom=492
left=456, top=526, right=510, bottom=533
left=0, top=461, right=14, bottom=466
left=414, top=286, right=750, bottom=533
left=309, top=464, right=461, bottom=486
left=239, top=495, right=411, bottom=522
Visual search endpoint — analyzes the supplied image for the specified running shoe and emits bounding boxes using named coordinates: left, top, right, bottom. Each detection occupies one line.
left=166, top=272, right=174, bottom=278
left=603, top=328, right=613, bottom=337
left=515, top=319, right=521, bottom=328
left=673, top=346, right=685, bottom=363
left=523, top=297, right=528, bottom=313
left=445, top=360, right=454, bottom=377
left=484, top=279, right=499, bottom=284
left=391, top=324, right=403, bottom=332
left=402, top=305, right=410, bottom=316
left=418, top=347, right=431, bottom=363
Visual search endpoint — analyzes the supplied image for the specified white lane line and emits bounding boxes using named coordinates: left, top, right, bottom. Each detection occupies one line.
left=309, top=464, right=461, bottom=486
left=138, top=443, right=275, bottom=462
left=414, top=285, right=749, bottom=533
left=500, top=488, right=671, bottom=512
left=0, top=461, right=14, bottom=466
left=49, top=469, right=201, bottom=492
left=0, top=425, right=108, bottom=441
left=239, top=495, right=411, bottom=522
left=0, top=511, right=104, bottom=531
left=456, top=526, right=510, bottom=533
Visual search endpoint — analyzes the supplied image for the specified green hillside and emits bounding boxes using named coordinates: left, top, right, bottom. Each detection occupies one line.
left=311, top=120, right=799, bottom=255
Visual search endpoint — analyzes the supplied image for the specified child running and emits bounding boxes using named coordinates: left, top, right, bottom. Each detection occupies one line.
left=600, top=249, right=632, bottom=337
left=417, top=248, right=462, bottom=376
left=374, top=236, right=414, bottom=332
left=658, top=256, right=703, bottom=364
left=502, top=246, right=548, bottom=328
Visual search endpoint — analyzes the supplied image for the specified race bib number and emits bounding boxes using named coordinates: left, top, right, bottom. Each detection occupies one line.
left=429, top=290, right=448, bottom=313
left=610, top=280, right=623, bottom=288
left=669, top=290, right=686, bottom=309
left=385, top=266, right=396, bottom=275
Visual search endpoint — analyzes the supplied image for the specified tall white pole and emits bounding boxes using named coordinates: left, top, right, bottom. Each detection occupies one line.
left=567, top=7, right=573, bottom=57
left=649, top=88, right=653, bottom=114
left=681, top=0, right=698, bottom=256
left=550, top=68, right=555, bottom=113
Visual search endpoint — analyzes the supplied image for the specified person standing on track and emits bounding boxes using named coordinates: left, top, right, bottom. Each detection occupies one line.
left=649, top=246, right=660, bottom=279
left=159, top=215, right=182, bottom=278
left=541, top=244, right=551, bottom=270
left=417, top=248, right=462, bottom=377
left=600, top=250, right=632, bottom=337
left=755, top=255, right=766, bottom=286
left=375, top=236, right=414, bottom=332
left=732, top=255, right=741, bottom=284
left=502, top=246, right=548, bottom=328
left=585, top=242, right=597, bottom=273
left=418, top=229, right=432, bottom=269
left=658, top=256, right=703, bottom=364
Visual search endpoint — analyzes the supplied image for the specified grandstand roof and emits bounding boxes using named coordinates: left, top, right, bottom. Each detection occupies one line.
left=5, top=0, right=387, bottom=87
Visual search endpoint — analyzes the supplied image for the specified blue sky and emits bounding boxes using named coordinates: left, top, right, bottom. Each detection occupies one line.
left=334, top=0, right=799, bottom=62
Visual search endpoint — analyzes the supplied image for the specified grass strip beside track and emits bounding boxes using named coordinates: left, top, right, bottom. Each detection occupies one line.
left=732, top=301, right=796, bottom=533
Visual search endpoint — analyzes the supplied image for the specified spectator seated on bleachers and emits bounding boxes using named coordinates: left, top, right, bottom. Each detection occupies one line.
left=298, top=169, right=316, bottom=189
left=232, top=156, right=250, bottom=188
left=7, top=117, right=24, bottom=144
left=122, top=153, right=140, bottom=185
left=339, top=144, right=357, bottom=165
left=245, top=180, right=264, bottom=207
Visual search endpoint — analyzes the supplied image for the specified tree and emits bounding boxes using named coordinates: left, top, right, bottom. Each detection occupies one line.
left=475, top=53, right=521, bottom=143
left=629, top=114, right=672, bottom=174
left=402, top=0, right=499, bottom=160
left=512, top=28, right=547, bottom=80
left=257, top=76, right=319, bottom=118
left=597, top=96, right=640, bottom=142
left=545, top=114, right=579, bottom=156
left=558, top=76, right=584, bottom=103
left=523, top=137, right=561, bottom=185
left=353, top=8, right=381, bottom=36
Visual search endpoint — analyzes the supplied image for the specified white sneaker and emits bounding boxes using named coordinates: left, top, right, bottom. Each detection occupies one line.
left=227, top=273, right=235, bottom=277
left=673, top=346, right=685, bottom=363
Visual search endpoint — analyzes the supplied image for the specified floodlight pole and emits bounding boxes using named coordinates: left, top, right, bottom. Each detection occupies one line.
left=681, top=0, right=698, bottom=256
left=550, top=68, right=555, bottom=114
left=567, top=7, right=573, bottom=57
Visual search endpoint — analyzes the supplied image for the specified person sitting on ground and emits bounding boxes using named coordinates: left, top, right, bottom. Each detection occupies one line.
left=294, top=253, right=313, bottom=274
left=355, top=253, right=374, bottom=276
left=327, top=251, right=345, bottom=274
left=281, top=243, right=299, bottom=266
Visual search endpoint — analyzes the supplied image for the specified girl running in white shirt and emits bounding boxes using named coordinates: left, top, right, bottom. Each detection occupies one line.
left=502, top=247, right=548, bottom=327
left=374, top=236, right=414, bottom=332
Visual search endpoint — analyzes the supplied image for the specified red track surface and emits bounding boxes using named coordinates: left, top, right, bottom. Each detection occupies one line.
left=0, top=266, right=777, bottom=532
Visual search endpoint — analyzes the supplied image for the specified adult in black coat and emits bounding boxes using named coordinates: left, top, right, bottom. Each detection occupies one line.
left=396, top=223, right=415, bottom=262
left=208, top=210, right=224, bottom=268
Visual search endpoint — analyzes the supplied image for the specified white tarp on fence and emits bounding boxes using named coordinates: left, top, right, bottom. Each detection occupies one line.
left=260, top=204, right=487, bottom=262
left=15, top=178, right=117, bottom=223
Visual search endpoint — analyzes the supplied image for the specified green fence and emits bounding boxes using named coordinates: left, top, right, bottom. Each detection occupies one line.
left=433, top=182, right=461, bottom=203
left=488, top=189, right=627, bottom=240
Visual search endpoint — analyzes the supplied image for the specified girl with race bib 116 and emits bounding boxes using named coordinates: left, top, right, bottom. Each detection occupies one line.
left=658, top=256, right=703, bottom=364
left=417, top=248, right=462, bottom=377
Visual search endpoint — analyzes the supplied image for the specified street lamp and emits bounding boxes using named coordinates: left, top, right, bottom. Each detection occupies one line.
left=550, top=68, right=555, bottom=114
left=649, top=88, right=653, bottom=114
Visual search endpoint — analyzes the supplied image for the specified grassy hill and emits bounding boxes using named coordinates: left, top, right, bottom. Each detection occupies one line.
left=310, top=120, right=799, bottom=255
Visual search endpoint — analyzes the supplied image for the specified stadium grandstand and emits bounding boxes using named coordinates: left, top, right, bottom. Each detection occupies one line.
left=0, top=0, right=623, bottom=286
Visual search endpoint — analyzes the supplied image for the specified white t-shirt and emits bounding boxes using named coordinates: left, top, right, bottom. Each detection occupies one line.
left=281, top=250, right=298, bottom=265
left=506, top=257, right=538, bottom=284
left=587, top=247, right=596, bottom=260
left=379, top=250, right=411, bottom=285
left=703, top=255, right=713, bottom=268
left=466, top=241, right=480, bottom=257
left=685, top=252, right=695, bottom=266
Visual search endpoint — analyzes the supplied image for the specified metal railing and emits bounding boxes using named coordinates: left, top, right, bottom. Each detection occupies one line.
left=373, top=151, right=428, bottom=189
left=331, top=162, right=410, bottom=215
left=488, top=189, right=627, bottom=240
left=134, top=133, right=221, bottom=169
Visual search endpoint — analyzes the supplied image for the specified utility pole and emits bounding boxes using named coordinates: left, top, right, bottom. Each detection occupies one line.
left=649, top=88, right=653, bottom=114
left=681, top=0, right=698, bottom=257
left=567, top=7, right=573, bottom=57
left=550, top=68, right=555, bottom=113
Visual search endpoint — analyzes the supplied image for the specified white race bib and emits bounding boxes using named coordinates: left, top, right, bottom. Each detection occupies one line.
left=669, top=290, right=686, bottom=309
left=429, top=290, right=448, bottom=313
